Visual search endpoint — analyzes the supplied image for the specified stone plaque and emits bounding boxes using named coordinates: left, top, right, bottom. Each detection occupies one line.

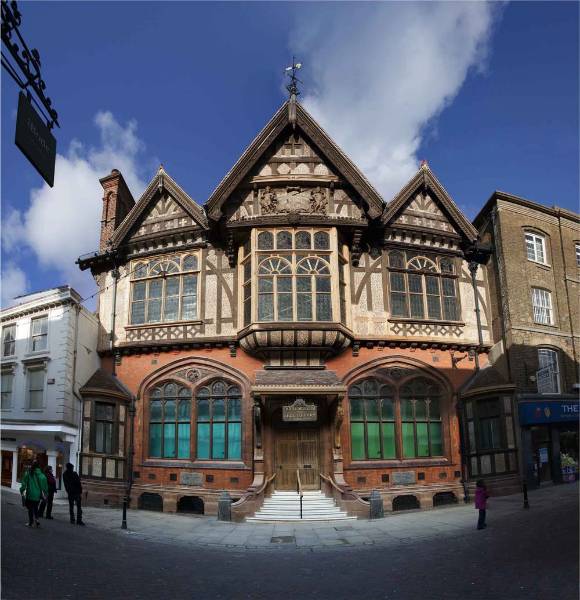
left=392, top=471, right=416, bottom=485
left=180, top=472, right=203, bottom=486
left=283, top=398, right=317, bottom=422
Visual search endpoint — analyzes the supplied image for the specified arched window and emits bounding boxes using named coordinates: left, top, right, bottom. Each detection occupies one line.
left=349, top=376, right=444, bottom=461
left=400, top=378, right=442, bottom=457
left=149, top=383, right=191, bottom=459
left=196, top=381, right=242, bottom=460
left=349, top=379, right=395, bottom=460
left=388, top=251, right=459, bottom=321
left=258, top=257, right=293, bottom=321
left=131, top=252, right=200, bottom=324
left=296, top=257, right=332, bottom=321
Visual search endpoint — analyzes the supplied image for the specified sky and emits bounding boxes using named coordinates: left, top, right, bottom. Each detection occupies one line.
left=1, top=1, right=578, bottom=307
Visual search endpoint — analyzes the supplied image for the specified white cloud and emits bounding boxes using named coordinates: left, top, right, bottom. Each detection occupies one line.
left=291, top=2, right=501, bottom=200
left=2, top=112, right=148, bottom=302
left=1, top=263, right=28, bottom=307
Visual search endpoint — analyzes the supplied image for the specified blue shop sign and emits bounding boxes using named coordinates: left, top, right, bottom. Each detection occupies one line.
left=519, top=400, right=580, bottom=426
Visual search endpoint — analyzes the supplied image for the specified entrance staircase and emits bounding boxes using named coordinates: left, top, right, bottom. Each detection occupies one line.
left=246, top=490, right=356, bottom=523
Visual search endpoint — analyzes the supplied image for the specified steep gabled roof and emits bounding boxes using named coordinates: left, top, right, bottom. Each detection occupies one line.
left=382, top=163, right=478, bottom=242
left=205, top=99, right=385, bottom=220
left=111, top=166, right=208, bottom=248
left=80, top=368, right=132, bottom=399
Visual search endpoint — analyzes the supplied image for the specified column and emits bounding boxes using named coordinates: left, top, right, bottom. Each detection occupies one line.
left=11, top=449, right=18, bottom=490
left=47, top=450, right=58, bottom=472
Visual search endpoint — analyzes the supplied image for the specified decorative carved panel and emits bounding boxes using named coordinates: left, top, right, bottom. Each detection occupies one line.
left=390, top=321, right=464, bottom=338
left=394, top=193, right=455, bottom=234
left=125, top=322, right=204, bottom=343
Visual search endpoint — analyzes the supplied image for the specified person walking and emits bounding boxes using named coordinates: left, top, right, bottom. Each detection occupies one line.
left=38, top=465, right=57, bottom=519
left=475, top=479, right=490, bottom=530
left=63, top=463, right=84, bottom=526
left=20, top=461, right=48, bottom=528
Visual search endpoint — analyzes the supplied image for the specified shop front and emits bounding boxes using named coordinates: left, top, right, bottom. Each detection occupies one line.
left=518, top=396, right=579, bottom=487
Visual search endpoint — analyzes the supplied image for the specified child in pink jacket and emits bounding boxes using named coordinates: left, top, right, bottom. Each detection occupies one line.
left=475, top=479, right=490, bottom=530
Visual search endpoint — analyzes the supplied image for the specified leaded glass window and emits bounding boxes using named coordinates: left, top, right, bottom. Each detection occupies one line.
left=131, top=254, right=199, bottom=324
left=149, top=384, right=191, bottom=459
left=388, top=251, right=460, bottom=321
left=196, top=381, right=242, bottom=460
left=95, top=402, right=115, bottom=454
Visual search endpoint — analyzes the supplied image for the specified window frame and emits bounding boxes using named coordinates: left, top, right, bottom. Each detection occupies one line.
left=348, top=376, right=445, bottom=462
left=1, top=371, right=14, bottom=409
left=249, top=228, right=337, bottom=325
left=531, top=287, right=554, bottom=325
left=2, top=325, right=16, bottom=357
left=30, top=316, right=48, bottom=352
left=26, top=366, right=45, bottom=410
left=130, top=253, right=200, bottom=326
left=575, top=243, right=580, bottom=268
left=94, top=401, right=116, bottom=455
left=524, top=232, right=547, bottom=265
left=537, top=348, right=560, bottom=394
left=387, top=251, right=461, bottom=322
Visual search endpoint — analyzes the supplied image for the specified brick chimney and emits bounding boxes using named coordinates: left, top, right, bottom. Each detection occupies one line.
left=99, top=169, right=136, bottom=252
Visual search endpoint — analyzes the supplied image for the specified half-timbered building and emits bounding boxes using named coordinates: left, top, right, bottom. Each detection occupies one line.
left=78, top=94, right=497, bottom=518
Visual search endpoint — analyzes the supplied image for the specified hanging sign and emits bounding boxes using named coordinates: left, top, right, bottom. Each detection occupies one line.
left=283, top=398, right=317, bottom=422
left=15, top=92, right=56, bottom=187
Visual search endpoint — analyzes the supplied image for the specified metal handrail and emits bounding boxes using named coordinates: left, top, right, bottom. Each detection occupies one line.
left=296, top=469, right=303, bottom=519
left=255, top=473, right=276, bottom=497
left=319, top=472, right=344, bottom=495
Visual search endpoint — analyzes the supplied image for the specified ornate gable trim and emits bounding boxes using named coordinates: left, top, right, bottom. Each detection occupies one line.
left=111, top=167, right=208, bottom=248
left=205, top=100, right=385, bottom=221
left=382, top=164, right=478, bottom=242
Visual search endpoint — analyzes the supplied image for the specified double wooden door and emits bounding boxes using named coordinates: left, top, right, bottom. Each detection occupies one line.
left=275, top=429, right=320, bottom=490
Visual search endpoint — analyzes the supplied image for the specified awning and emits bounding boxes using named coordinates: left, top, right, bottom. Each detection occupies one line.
left=252, top=369, right=346, bottom=396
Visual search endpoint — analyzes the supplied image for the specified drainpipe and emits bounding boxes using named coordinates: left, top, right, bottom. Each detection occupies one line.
left=110, top=267, right=120, bottom=376
left=122, top=394, right=136, bottom=529
left=468, top=260, right=483, bottom=371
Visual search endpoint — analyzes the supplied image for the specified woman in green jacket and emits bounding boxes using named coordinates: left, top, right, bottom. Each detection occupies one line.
left=20, top=461, right=48, bottom=527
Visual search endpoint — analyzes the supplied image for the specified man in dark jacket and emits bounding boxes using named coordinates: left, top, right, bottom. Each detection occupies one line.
left=63, top=463, right=84, bottom=525
left=38, top=465, right=57, bottom=519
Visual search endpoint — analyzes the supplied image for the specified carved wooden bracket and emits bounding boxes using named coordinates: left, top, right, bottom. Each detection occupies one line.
left=253, top=401, right=262, bottom=449
left=334, top=402, right=344, bottom=450
left=351, top=229, right=363, bottom=266
left=226, top=232, right=236, bottom=268
left=228, top=342, right=237, bottom=358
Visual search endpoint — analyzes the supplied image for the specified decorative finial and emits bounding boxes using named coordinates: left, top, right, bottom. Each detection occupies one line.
left=285, top=57, right=302, bottom=99
left=420, top=159, right=429, bottom=169
left=158, top=163, right=165, bottom=173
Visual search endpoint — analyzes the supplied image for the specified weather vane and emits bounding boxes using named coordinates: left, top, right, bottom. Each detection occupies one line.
left=285, top=57, right=302, bottom=98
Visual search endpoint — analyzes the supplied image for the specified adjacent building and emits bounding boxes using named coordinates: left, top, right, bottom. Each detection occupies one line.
left=474, top=192, right=580, bottom=488
left=78, top=96, right=495, bottom=517
left=0, top=286, right=100, bottom=489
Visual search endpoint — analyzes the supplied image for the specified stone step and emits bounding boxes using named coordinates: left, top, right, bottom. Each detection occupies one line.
left=247, top=515, right=357, bottom=523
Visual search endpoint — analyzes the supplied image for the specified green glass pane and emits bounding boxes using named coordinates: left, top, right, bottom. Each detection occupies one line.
left=213, top=399, right=225, bottom=420
left=402, top=423, right=416, bottom=457
left=351, top=423, right=365, bottom=460
left=177, top=424, right=190, bottom=458
left=381, top=398, right=394, bottom=420
left=212, top=423, right=226, bottom=459
left=350, top=398, right=364, bottom=420
left=197, top=399, right=210, bottom=421
left=416, top=422, right=429, bottom=457
left=164, top=400, right=176, bottom=420
left=367, top=423, right=381, bottom=459
left=430, top=422, right=443, bottom=456
left=415, top=400, right=427, bottom=420
left=381, top=423, right=396, bottom=458
left=429, top=398, right=440, bottom=419
left=150, top=400, right=162, bottom=422
left=229, top=398, right=241, bottom=421
left=401, top=399, right=414, bottom=419
left=165, top=383, right=177, bottom=397
left=149, top=424, right=162, bottom=457
left=178, top=399, right=190, bottom=421
left=365, top=398, right=379, bottom=420
left=228, top=422, right=241, bottom=459
left=163, top=424, right=176, bottom=458
left=197, top=423, right=210, bottom=459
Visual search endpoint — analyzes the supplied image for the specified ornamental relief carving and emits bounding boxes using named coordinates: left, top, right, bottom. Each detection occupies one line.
left=390, top=321, right=464, bottom=338
left=259, top=186, right=328, bottom=216
left=125, top=322, right=204, bottom=343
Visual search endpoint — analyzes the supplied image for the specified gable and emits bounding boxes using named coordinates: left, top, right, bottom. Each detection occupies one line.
left=223, top=127, right=366, bottom=224
left=205, top=100, right=384, bottom=221
left=111, top=167, right=208, bottom=248
left=382, top=165, right=478, bottom=242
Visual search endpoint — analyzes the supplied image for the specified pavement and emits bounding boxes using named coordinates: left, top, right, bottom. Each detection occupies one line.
left=2, top=482, right=578, bottom=599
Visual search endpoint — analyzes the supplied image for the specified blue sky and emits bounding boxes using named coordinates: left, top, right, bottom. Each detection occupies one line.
left=1, top=1, right=578, bottom=306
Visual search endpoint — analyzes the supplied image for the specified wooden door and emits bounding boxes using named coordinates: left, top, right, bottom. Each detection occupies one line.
left=1, top=451, right=13, bottom=487
left=275, top=429, right=320, bottom=490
